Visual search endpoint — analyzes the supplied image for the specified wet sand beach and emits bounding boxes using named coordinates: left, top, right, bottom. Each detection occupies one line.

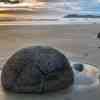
left=0, top=0, right=100, bottom=100
left=0, top=24, right=100, bottom=67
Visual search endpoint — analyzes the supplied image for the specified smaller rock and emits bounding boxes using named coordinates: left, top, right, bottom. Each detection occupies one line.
left=73, top=64, right=84, bottom=72
left=84, top=53, right=88, bottom=57
left=97, top=46, right=100, bottom=48
left=97, top=32, right=100, bottom=39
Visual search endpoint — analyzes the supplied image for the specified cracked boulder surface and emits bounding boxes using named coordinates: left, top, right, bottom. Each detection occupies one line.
left=1, top=46, right=74, bottom=93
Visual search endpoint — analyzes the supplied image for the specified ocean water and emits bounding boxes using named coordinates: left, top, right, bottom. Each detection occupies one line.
left=47, top=0, right=100, bottom=24
left=64, top=0, right=100, bottom=16
left=48, top=0, right=100, bottom=17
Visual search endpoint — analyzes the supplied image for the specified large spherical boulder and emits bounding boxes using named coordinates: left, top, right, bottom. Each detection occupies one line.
left=1, top=46, right=74, bottom=93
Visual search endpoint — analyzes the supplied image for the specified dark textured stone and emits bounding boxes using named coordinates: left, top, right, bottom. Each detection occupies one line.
left=1, top=46, right=74, bottom=93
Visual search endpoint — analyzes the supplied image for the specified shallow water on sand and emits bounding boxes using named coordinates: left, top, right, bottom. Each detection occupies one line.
left=0, top=62, right=100, bottom=100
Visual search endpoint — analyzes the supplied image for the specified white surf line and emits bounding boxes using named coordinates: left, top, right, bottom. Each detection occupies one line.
left=1, top=16, right=100, bottom=25
left=0, top=21, right=99, bottom=26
